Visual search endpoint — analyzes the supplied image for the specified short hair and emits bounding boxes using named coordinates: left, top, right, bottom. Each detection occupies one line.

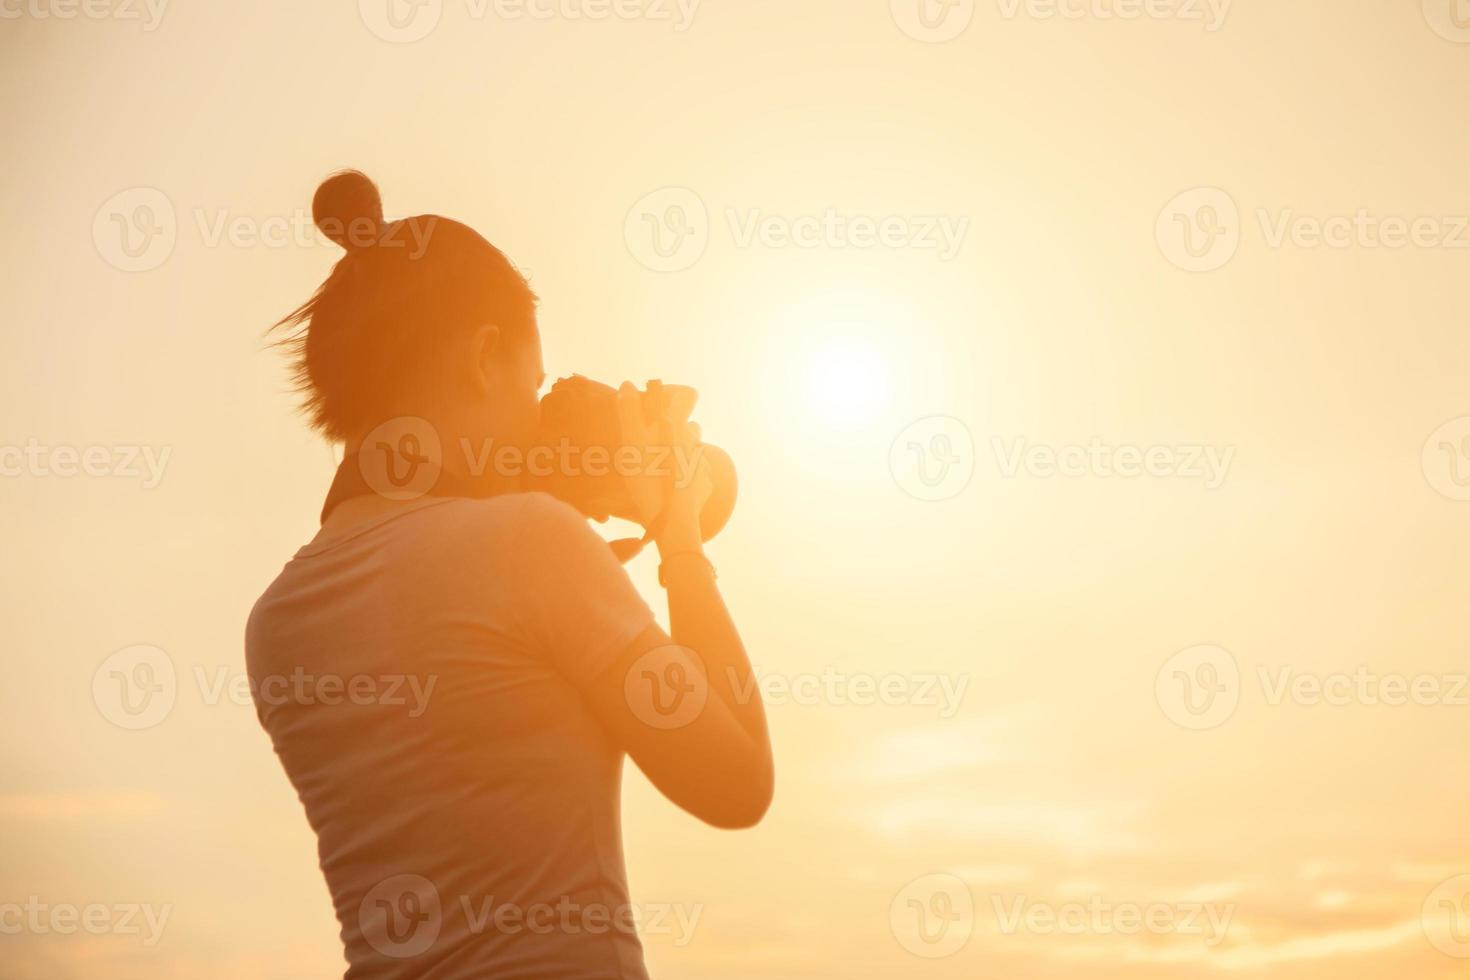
left=272, top=171, right=538, bottom=442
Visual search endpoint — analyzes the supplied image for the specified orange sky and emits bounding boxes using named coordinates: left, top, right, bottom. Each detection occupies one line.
left=3, top=1, right=1470, bottom=977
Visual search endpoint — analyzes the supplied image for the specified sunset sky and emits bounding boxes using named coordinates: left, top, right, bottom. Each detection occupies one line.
left=4, top=1, right=1470, bottom=977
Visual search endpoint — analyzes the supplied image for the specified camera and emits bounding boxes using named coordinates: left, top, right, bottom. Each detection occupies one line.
left=533, top=375, right=738, bottom=543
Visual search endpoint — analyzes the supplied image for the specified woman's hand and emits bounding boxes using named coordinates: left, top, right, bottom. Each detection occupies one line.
left=587, top=383, right=772, bottom=829
left=616, top=382, right=713, bottom=547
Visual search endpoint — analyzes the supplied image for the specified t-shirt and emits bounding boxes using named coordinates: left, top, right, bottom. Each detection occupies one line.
left=245, top=492, right=656, bottom=979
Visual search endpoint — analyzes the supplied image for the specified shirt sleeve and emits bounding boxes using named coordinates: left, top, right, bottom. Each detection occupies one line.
left=510, top=493, right=657, bottom=687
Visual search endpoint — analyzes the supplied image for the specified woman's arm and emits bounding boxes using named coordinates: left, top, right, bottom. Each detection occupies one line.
left=576, top=386, right=773, bottom=829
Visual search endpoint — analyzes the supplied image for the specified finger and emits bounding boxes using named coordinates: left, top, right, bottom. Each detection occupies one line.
left=663, top=385, right=697, bottom=425
left=687, top=441, right=713, bottom=487
left=617, top=383, right=649, bottom=446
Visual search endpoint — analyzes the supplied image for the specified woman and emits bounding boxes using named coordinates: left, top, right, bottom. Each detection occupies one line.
left=246, top=171, right=773, bottom=979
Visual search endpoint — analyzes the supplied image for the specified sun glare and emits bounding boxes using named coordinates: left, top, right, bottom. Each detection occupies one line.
left=764, top=287, right=906, bottom=433
left=804, top=341, right=889, bottom=427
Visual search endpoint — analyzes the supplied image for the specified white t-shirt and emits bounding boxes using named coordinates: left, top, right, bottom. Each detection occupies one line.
left=246, top=492, right=655, bottom=979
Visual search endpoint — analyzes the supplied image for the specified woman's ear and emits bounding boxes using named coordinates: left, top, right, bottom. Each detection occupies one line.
left=469, top=323, right=503, bottom=393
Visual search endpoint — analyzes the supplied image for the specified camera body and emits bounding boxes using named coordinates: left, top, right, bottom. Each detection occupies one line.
left=533, top=375, right=738, bottom=542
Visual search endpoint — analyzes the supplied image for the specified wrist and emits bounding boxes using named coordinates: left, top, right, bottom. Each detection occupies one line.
left=654, top=508, right=703, bottom=555
left=657, top=548, right=715, bottom=588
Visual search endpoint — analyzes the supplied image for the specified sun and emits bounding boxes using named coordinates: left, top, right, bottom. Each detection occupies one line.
left=754, top=285, right=910, bottom=437
left=803, top=340, right=890, bottom=427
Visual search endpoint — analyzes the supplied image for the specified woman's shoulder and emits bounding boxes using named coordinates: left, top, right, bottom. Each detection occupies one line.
left=417, top=492, right=600, bottom=555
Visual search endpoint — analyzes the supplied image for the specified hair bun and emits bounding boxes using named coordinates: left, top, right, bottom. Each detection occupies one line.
left=313, top=170, right=384, bottom=251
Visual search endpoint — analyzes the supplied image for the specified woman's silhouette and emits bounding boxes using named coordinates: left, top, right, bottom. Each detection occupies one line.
left=247, top=171, right=773, bottom=979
